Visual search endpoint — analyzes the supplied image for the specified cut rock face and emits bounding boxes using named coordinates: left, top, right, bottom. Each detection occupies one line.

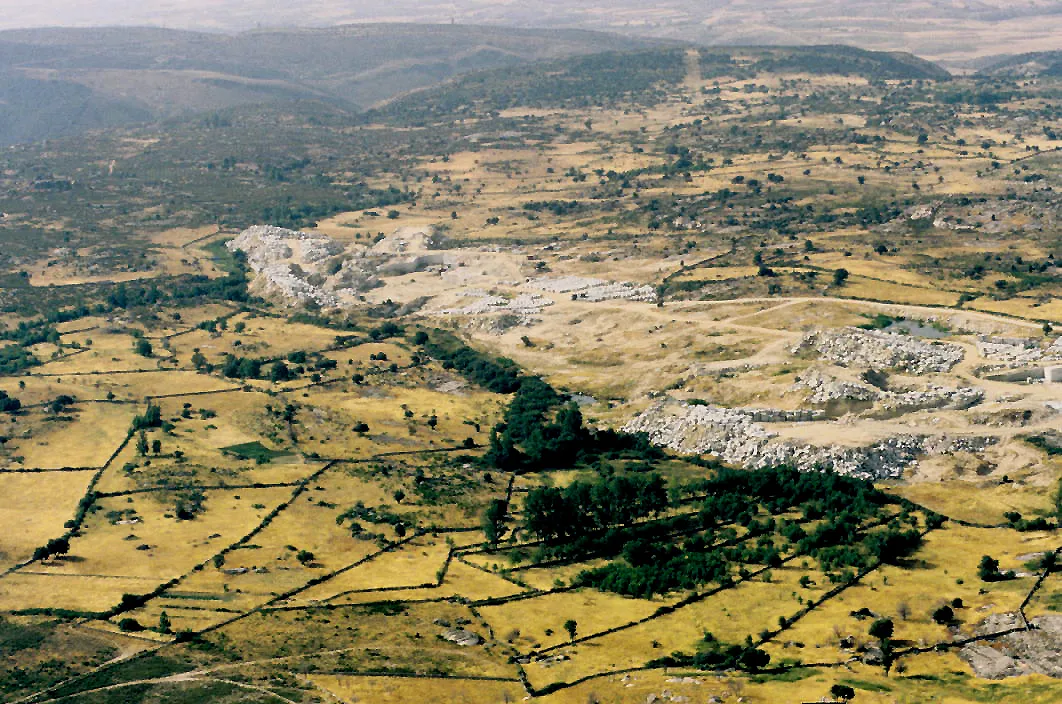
left=228, top=225, right=349, bottom=308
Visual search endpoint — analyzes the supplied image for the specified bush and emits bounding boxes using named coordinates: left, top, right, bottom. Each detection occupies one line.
left=978, top=555, right=1016, bottom=582
left=830, top=683, right=856, bottom=701
left=931, top=604, right=954, bottom=625
left=118, top=618, right=144, bottom=632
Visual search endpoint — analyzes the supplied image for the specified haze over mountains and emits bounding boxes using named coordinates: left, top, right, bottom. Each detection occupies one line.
left=1, top=1, right=1060, bottom=146
left=3, top=0, right=1061, bottom=68
left=0, top=24, right=659, bottom=145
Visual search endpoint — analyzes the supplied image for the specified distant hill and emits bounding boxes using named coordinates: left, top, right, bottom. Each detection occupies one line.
left=710, top=45, right=951, bottom=81
left=0, top=26, right=950, bottom=145
left=0, top=24, right=660, bottom=145
left=376, top=45, right=949, bottom=124
left=977, top=51, right=1062, bottom=78
left=3, top=1, right=1060, bottom=70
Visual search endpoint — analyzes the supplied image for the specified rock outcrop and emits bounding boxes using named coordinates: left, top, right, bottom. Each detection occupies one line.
left=441, top=291, right=554, bottom=316
left=228, top=224, right=458, bottom=309
left=441, top=628, right=485, bottom=646
left=228, top=225, right=346, bottom=307
left=793, top=370, right=879, bottom=404
left=960, top=613, right=1062, bottom=679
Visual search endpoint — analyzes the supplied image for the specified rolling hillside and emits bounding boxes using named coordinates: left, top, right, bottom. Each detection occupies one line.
left=376, top=44, right=949, bottom=124
left=0, top=23, right=660, bottom=145
left=978, top=51, right=1062, bottom=77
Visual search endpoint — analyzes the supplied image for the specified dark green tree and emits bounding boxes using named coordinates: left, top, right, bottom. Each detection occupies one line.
left=931, top=604, right=954, bottom=625
left=830, top=683, right=856, bottom=701
left=133, top=338, right=153, bottom=358
left=482, top=499, right=508, bottom=546
left=868, top=617, right=894, bottom=641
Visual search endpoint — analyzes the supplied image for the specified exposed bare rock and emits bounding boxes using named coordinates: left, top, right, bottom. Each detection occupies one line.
left=526, top=275, right=657, bottom=302
left=623, top=400, right=995, bottom=480
left=229, top=224, right=460, bottom=309
left=793, top=370, right=879, bottom=404
left=878, top=385, right=985, bottom=414
left=960, top=613, right=1062, bottom=679
left=228, top=225, right=348, bottom=307
left=441, top=628, right=485, bottom=646
left=794, top=328, right=964, bottom=374
left=793, top=370, right=983, bottom=414
left=976, top=335, right=1062, bottom=365
left=441, top=291, right=554, bottom=316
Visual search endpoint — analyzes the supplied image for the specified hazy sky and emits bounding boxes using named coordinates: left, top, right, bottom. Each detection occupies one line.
left=2, top=1, right=1061, bottom=33
left=0, top=1, right=467, bottom=31
left=2, top=0, right=1061, bottom=68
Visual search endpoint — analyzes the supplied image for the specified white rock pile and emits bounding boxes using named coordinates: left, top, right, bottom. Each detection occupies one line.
left=793, top=371, right=984, bottom=414
left=976, top=335, right=1062, bottom=365
left=878, top=385, right=985, bottom=414
left=229, top=225, right=342, bottom=271
left=526, top=276, right=656, bottom=303
left=793, top=370, right=879, bottom=404
left=794, top=328, right=964, bottom=374
left=440, top=292, right=553, bottom=316
left=229, top=224, right=461, bottom=309
left=623, top=401, right=994, bottom=480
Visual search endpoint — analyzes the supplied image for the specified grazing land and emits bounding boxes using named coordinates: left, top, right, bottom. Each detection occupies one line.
left=2, top=40, right=1062, bottom=704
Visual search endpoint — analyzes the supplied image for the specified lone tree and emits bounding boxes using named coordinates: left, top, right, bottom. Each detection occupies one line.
left=833, top=268, right=850, bottom=286
left=563, top=619, right=578, bottom=643
left=830, top=683, right=856, bottom=701
left=978, top=555, right=1015, bottom=582
left=869, top=617, right=894, bottom=641
left=133, top=338, right=153, bottom=358
left=931, top=604, right=955, bottom=625
left=868, top=617, right=895, bottom=676
left=482, top=499, right=508, bottom=546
